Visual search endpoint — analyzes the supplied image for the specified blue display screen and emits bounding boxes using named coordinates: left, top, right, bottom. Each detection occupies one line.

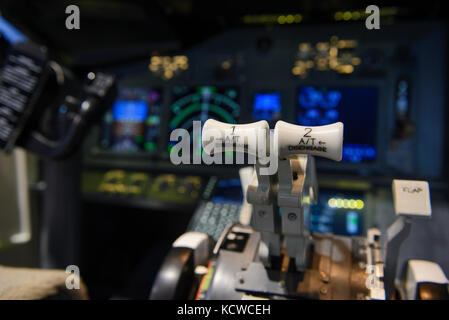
left=99, top=87, right=163, bottom=152
left=253, top=92, right=281, bottom=121
left=211, top=179, right=243, bottom=204
left=112, top=101, right=148, bottom=122
left=297, top=86, right=378, bottom=163
left=0, top=15, right=27, bottom=44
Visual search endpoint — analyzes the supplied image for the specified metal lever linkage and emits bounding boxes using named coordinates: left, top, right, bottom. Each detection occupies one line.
left=273, top=121, right=343, bottom=270
left=202, top=119, right=344, bottom=271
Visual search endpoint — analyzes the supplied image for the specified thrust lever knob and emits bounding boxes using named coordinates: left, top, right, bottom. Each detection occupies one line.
left=202, top=119, right=269, bottom=157
left=274, top=120, right=344, bottom=161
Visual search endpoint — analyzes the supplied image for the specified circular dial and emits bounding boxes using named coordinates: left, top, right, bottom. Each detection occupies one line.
left=169, top=86, right=240, bottom=132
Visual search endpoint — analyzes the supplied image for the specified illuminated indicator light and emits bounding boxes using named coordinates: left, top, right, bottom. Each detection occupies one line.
left=292, top=66, right=301, bottom=75
left=328, top=198, right=364, bottom=210
left=178, top=186, right=186, bottom=194
left=145, top=142, right=156, bottom=150
left=334, top=12, right=343, bottom=21
left=316, top=58, right=328, bottom=70
left=351, top=57, right=361, bottom=65
left=221, top=61, right=231, bottom=69
left=286, top=15, right=294, bottom=24
left=329, top=58, right=338, bottom=69
left=265, top=16, right=274, bottom=23
left=337, top=39, right=356, bottom=49
left=303, top=196, right=311, bottom=205
left=336, top=198, right=344, bottom=208
left=352, top=11, right=361, bottom=20
left=294, top=14, right=302, bottom=23
left=349, top=199, right=357, bottom=209
left=340, top=40, right=357, bottom=48
left=174, top=56, right=187, bottom=64
left=329, top=47, right=338, bottom=57
left=149, top=55, right=188, bottom=79
left=299, top=43, right=311, bottom=51
left=294, top=36, right=359, bottom=78
left=243, top=15, right=280, bottom=24
left=147, top=115, right=159, bottom=125
left=343, top=11, right=352, bottom=20
left=339, top=65, right=354, bottom=74
left=277, top=15, right=286, bottom=24
left=316, top=42, right=329, bottom=51
left=114, top=184, right=126, bottom=193
left=382, top=7, right=399, bottom=15
left=243, top=15, right=252, bottom=23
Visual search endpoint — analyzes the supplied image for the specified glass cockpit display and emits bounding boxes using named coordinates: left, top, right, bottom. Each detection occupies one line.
left=99, top=87, right=162, bottom=152
left=168, top=86, right=240, bottom=153
left=211, top=179, right=243, bottom=204
left=253, top=91, right=282, bottom=122
left=297, top=86, right=378, bottom=163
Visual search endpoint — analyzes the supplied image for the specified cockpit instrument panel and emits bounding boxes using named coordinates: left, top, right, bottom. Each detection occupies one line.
left=167, top=86, right=240, bottom=153
left=252, top=91, right=282, bottom=124
left=297, top=86, right=378, bottom=163
left=99, top=86, right=162, bottom=153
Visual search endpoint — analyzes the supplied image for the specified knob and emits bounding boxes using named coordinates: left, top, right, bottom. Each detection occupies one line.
left=274, top=120, right=343, bottom=161
left=202, top=119, right=269, bottom=157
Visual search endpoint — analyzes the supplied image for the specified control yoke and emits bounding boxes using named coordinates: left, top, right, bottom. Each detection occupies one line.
left=0, top=41, right=117, bottom=159
left=202, top=119, right=344, bottom=270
